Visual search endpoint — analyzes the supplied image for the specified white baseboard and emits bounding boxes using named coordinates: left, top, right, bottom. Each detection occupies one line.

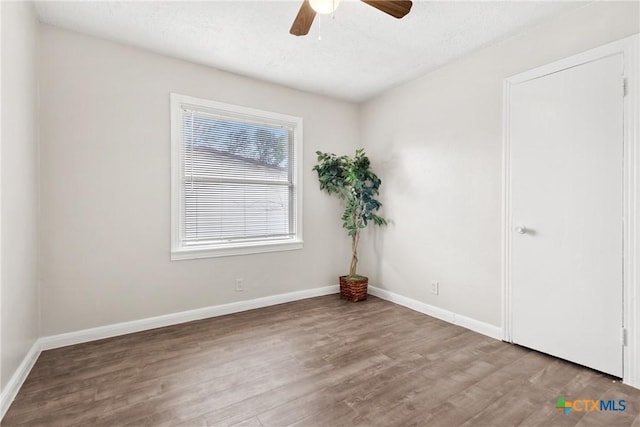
left=0, top=341, right=41, bottom=420
left=1, top=283, right=501, bottom=421
left=38, top=284, right=501, bottom=351
left=368, top=286, right=503, bottom=340
left=39, top=285, right=339, bottom=350
left=0, top=285, right=338, bottom=422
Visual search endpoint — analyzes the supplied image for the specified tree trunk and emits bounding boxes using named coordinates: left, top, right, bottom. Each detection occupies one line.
left=349, top=229, right=360, bottom=277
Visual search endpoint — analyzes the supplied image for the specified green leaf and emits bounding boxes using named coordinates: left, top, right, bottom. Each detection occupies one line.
left=313, top=149, right=388, bottom=255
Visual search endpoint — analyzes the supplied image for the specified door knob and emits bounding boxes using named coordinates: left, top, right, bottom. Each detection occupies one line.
left=514, top=225, right=528, bottom=234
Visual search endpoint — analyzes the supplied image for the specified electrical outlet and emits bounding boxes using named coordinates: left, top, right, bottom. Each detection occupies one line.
left=431, top=282, right=439, bottom=295
left=235, top=278, right=244, bottom=292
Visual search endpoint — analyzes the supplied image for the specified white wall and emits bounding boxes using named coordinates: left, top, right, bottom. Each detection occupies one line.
left=1, top=1, right=40, bottom=391
left=39, top=25, right=358, bottom=336
left=32, top=0, right=640, bottom=343
left=359, top=1, right=640, bottom=327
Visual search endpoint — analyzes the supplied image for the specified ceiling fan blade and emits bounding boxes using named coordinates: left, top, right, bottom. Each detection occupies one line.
left=290, top=0, right=317, bottom=36
left=360, top=0, right=413, bottom=19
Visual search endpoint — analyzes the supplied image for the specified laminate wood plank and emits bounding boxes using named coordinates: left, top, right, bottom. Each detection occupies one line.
left=415, top=353, right=574, bottom=426
left=256, top=351, right=427, bottom=426
left=286, top=401, right=355, bottom=427
left=229, top=416, right=264, bottom=427
left=4, top=295, right=640, bottom=427
left=199, top=352, right=393, bottom=427
left=346, top=358, right=501, bottom=425
left=103, top=354, right=335, bottom=426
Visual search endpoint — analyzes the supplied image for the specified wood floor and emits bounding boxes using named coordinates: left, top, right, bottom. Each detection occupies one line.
left=4, top=295, right=640, bottom=426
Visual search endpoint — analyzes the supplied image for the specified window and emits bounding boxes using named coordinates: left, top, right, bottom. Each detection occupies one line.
left=170, top=93, right=303, bottom=260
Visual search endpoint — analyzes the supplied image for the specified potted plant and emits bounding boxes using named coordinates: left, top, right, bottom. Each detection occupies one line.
left=313, top=148, right=387, bottom=302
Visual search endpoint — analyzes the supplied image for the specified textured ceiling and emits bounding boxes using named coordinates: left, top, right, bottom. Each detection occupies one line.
left=34, top=1, right=588, bottom=102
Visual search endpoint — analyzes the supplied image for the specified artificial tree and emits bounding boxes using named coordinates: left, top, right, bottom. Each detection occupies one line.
left=313, top=149, right=387, bottom=301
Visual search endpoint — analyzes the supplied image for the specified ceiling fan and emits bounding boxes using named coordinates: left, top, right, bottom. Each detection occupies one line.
left=290, top=0, right=413, bottom=36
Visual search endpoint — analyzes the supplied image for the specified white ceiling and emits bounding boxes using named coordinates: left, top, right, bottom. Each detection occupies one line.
left=34, top=1, right=588, bottom=102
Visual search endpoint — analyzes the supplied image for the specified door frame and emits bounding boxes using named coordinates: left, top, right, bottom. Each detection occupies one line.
left=502, top=34, right=640, bottom=387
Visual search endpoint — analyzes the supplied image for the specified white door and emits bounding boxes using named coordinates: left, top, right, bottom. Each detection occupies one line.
left=508, top=54, right=624, bottom=377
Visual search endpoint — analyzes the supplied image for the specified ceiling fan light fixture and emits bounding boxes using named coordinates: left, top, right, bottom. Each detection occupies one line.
left=309, top=0, right=340, bottom=14
left=290, top=0, right=412, bottom=37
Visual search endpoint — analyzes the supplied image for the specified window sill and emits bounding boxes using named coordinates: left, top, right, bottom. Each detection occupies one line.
left=171, top=239, right=304, bottom=261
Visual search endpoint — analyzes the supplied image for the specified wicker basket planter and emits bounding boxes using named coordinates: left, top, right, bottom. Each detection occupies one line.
left=339, top=275, right=369, bottom=302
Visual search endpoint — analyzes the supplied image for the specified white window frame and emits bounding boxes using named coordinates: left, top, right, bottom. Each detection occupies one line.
left=170, top=93, right=303, bottom=260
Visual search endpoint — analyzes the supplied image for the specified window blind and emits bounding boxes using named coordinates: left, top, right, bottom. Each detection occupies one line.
left=182, top=108, right=295, bottom=245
